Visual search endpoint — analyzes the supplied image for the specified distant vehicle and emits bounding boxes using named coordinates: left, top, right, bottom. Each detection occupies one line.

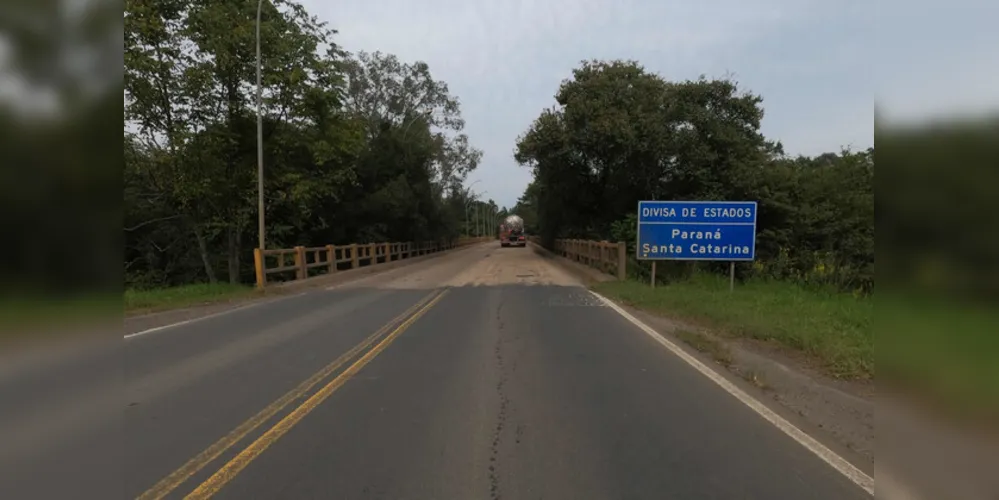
left=499, top=215, right=526, bottom=247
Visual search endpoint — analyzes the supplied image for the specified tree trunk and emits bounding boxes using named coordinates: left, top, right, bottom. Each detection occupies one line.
left=194, top=228, right=217, bottom=284
left=223, top=77, right=241, bottom=285
left=227, top=225, right=240, bottom=284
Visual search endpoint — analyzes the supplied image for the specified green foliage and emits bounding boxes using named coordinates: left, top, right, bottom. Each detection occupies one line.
left=877, top=117, right=999, bottom=301
left=515, top=59, right=873, bottom=293
left=124, top=0, right=481, bottom=288
left=873, top=117, right=999, bottom=420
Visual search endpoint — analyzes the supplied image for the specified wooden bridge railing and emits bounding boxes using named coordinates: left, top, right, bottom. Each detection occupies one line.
left=529, top=237, right=627, bottom=280
left=253, top=236, right=491, bottom=288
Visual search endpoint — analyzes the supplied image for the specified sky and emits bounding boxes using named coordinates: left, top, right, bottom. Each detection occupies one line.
left=302, top=0, right=999, bottom=209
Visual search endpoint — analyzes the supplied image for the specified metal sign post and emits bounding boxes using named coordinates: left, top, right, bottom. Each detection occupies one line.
left=635, top=200, right=758, bottom=290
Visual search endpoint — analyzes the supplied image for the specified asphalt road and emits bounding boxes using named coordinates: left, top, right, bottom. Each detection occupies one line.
left=1, top=243, right=871, bottom=499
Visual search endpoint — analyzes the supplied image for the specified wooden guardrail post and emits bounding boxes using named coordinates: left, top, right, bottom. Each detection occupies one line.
left=294, top=246, right=306, bottom=280
left=603, top=241, right=611, bottom=274
left=254, top=248, right=265, bottom=288
left=384, top=242, right=391, bottom=262
left=350, top=243, right=359, bottom=269
left=327, top=245, right=336, bottom=273
left=606, top=242, right=613, bottom=273
left=617, top=241, right=627, bottom=280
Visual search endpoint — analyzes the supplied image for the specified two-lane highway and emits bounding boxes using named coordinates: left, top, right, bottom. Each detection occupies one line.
left=3, top=242, right=872, bottom=499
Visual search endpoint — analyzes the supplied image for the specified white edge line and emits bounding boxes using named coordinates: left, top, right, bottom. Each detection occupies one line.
left=123, top=292, right=306, bottom=340
left=590, top=290, right=877, bottom=497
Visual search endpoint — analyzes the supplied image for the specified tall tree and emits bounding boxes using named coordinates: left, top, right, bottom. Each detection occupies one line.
left=125, top=0, right=365, bottom=285
left=514, top=59, right=872, bottom=290
left=124, top=0, right=483, bottom=289
left=342, top=51, right=482, bottom=193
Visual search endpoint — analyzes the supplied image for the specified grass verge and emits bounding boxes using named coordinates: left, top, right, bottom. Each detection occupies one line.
left=674, top=329, right=733, bottom=367
left=125, top=283, right=258, bottom=314
left=593, top=274, right=873, bottom=380
left=0, top=295, right=120, bottom=341
left=878, top=292, right=999, bottom=423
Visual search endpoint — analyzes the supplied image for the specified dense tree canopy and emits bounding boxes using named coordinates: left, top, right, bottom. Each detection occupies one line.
left=124, top=0, right=482, bottom=287
left=514, top=60, right=875, bottom=292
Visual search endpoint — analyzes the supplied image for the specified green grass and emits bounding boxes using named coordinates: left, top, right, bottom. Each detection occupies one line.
left=593, top=274, right=873, bottom=380
left=878, top=292, right=999, bottom=421
left=0, top=294, right=120, bottom=337
left=125, top=283, right=257, bottom=314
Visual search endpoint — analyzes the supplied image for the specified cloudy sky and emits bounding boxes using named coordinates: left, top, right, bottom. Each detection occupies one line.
left=302, top=0, right=997, bottom=208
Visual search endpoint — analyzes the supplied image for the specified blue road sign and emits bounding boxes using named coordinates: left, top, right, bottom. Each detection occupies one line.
left=636, top=201, right=758, bottom=261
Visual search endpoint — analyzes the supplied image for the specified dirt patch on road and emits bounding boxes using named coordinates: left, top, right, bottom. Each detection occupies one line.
left=375, top=243, right=582, bottom=289
left=446, top=246, right=582, bottom=287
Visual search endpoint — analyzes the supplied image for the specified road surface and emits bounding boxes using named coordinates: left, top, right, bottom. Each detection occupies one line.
left=1, top=242, right=871, bottom=499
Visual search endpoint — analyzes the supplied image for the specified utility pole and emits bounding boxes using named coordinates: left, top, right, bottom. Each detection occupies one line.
left=255, top=0, right=266, bottom=251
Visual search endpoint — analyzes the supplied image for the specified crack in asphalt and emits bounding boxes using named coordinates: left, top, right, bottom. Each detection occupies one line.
left=489, top=297, right=511, bottom=500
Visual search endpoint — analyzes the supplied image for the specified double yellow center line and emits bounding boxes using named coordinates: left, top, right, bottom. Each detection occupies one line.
left=137, top=288, right=449, bottom=500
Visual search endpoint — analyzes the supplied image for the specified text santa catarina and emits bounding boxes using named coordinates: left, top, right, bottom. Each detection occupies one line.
left=636, top=200, right=757, bottom=261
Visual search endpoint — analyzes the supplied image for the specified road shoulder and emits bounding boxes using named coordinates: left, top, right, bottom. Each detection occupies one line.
left=535, top=242, right=999, bottom=498
left=601, top=299, right=875, bottom=465
left=528, top=242, right=874, bottom=468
